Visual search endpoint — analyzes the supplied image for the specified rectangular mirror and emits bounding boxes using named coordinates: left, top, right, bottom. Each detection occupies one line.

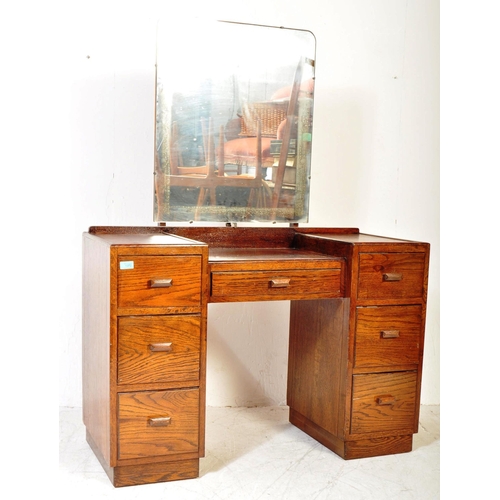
left=154, top=20, right=316, bottom=223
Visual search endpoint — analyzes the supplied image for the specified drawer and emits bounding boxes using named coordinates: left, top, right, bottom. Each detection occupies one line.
left=211, top=267, right=342, bottom=301
left=117, top=255, right=201, bottom=308
left=354, top=305, right=422, bottom=369
left=117, top=389, right=199, bottom=460
left=357, top=252, right=426, bottom=300
left=117, top=315, right=201, bottom=385
left=350, top=371, right=417, bottom=434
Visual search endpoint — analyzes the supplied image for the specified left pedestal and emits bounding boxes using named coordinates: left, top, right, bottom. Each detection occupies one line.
left=82, top=231, right=208, bottom=487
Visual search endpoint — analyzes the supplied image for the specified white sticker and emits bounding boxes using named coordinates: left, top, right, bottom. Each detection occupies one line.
left=120, top=261, right=134, bottom=270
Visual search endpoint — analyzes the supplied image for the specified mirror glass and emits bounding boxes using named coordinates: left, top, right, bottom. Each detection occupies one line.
left=154, top=20, right=316, bottom=223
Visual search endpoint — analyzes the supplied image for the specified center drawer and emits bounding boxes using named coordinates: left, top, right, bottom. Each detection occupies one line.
left=354, top=305, right=422, bottom=369
left=210, top=264, right=342, bottom=302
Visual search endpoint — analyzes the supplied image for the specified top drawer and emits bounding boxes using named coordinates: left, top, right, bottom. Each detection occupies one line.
left=117, top=255, right=202, bottom=308
left=357, top=252, right=426, bottom=300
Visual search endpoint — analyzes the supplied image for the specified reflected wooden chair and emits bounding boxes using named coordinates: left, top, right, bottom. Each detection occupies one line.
left=217, top=58, right=311, bottom=218
left=164, top=58, right=310, bottom=220
left=269, top=58, right=308, bottom=217
left=167, top=117, right=269, bottom=219
left=222, top=100, right=288, bottom=177
left=211, top=59, right=310, bottom=216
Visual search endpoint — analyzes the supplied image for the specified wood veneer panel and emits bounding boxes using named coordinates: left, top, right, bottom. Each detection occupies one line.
left=89, top=226, right=360, bottom=248
left=82, top=234, right=112, bottom=464
left=289, top=409, right=413, bottom=459
left=288, top=298, right=350, bottom=438
left=112, top=459, right=199, bottom=487
left=344, top=435, right=413, bottom=459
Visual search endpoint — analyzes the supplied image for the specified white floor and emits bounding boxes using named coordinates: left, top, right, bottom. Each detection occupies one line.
left=59, top=405, right=439, bottom=499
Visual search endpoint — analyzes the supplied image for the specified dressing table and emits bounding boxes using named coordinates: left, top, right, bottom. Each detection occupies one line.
left=82, top=21, right=430, bottom=487
left=83, top=225, right=429, bottom=486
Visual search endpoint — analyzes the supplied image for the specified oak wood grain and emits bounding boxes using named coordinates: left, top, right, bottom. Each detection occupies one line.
left=117, top=389, right=199, bottom=460
left=82, top=234, right=112, bottom=464
left=344, top=434, right=413, bottom=459
left=289, top=409, right=413, bottom=459
left=112, top=459, right=199, bottom=487
left=117, top=315, right=201, bottom=385
left=354, top=305, right=422, bottom=369
left=357, top=252, right=426, bottom=300
left=350, top=371, right=418, bottom=434
left=211, top=268, right=342, bottom=302
left=89, top=226, right=360, bottom=248
left=288, top=299, right=350, bottom=438
left=117, top=255, right=201, bottom=308
left=83, top=226, right=430, bottom=484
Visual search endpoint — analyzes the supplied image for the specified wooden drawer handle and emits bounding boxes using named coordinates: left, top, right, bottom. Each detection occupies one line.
left=377, top=396, right=396, bottom=406
left=270, top=278, right=290, bottom=288
left=148, top=417, right=171, bottom=427
left=149, top=278, right=173, bottom=288
left=382, top=272, right=402, bottom=282
left=149, top=342, right=173, bottom=352
left=381, top=330, right=400, bottom=339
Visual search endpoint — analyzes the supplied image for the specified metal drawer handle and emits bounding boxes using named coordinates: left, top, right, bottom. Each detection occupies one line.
left=149, top=342, right=173, bottom=352
left=377, top=396, right=396, bottom=406
left=382, top=273, right=402, bottom=282
left=148, top=417, right=171, bottom=427
left=270, top=278, right=290, bottom=288
left=381, top=330, right=400, bottom=339
left=149, top=278, right=173, bottom=288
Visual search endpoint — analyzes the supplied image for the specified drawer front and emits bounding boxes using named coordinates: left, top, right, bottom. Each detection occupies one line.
left=211, top=268, right=341, bottom=301
left=117, top=255, right=201, bottom=308
left=118, top=315, right=201, bottom=385
left=354, top=305, right=422, bottom=369
left=351, top=371, right=417, bottom=434
left=117, top=389, right=199, bottom=460
left=357, top=252, right=426, bottom=300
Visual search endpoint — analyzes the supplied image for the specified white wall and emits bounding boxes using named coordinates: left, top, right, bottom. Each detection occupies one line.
left=45, top=0, right=438, bottom=408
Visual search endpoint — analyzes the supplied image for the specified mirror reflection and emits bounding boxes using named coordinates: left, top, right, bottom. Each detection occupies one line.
left=154, top=20, right=315, bottom=223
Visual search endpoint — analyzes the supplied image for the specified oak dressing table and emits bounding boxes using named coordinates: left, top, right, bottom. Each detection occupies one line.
left=82, top=20, right=430, bottom=487
left=83, top=225, right=429, bottom=486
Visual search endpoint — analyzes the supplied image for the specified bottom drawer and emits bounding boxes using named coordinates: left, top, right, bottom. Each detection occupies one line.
left=350, top=371, right=417, bottom=434
left=118, top=389, right=199, bottom=460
